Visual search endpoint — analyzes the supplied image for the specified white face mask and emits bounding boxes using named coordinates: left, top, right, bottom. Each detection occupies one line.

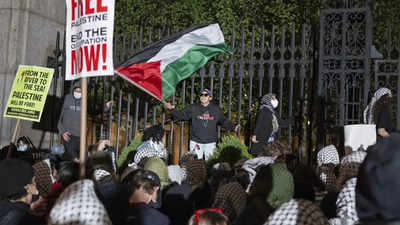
left=17, top=145, right=28, bottom=152
left=271, top=99, right=279, bottom=108
left=73, top=92, right=82, bottom=99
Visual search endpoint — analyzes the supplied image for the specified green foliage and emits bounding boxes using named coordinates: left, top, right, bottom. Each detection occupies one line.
left=207, top=135, right=252, bottom=168
left=115, top=0, right=302, bottom=35
left=117, top=135, right=142, bottom=172
left=371, top=0, right=400, bottom=57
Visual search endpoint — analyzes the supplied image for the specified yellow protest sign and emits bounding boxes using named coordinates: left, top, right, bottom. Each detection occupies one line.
left=4, top=65, right=54, bottom=122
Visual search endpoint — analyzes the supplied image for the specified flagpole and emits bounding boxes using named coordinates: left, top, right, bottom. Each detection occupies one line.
left=79, top=77, right=88, bottom=179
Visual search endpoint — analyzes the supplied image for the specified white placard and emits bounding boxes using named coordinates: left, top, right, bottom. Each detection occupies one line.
left=65, top=0, right=115, bottom=80
left=344, top=124, right=376, bottom=151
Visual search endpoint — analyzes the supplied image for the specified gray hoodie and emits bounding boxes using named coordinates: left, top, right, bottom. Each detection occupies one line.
left=57, top=92, right=81, bottom=137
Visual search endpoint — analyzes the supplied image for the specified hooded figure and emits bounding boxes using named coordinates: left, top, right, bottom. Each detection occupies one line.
left=212, top=181, right=247, bottom=223
left=356, top=134, right=400, bottom=224
left=250, top=93, right=280, bottom=155
left=250, top=163, right=294, bottom=209
left=317, top=145, right=340, bottom=191
left=57, top=80, right=82, bottom=161
left=363, top=87, right=394, bottom=138
left=0, top=159, right=38, bottom=225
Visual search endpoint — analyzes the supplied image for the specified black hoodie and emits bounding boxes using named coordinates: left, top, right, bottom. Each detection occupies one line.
left=170, top=102, right=234, bottom=143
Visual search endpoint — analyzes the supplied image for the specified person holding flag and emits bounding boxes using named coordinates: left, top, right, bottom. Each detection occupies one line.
left=164, top=89, right=238, bottom=160
left=115, top=23, right=234, bottom=160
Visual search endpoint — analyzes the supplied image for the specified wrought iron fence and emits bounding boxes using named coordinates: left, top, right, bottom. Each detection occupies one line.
left=45, top=9, right=400, bottom=162
left=47, top=24, right=315, bottom=162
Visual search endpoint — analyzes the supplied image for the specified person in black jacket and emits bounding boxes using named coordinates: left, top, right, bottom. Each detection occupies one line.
left=363, top=87, right=394, bottom=139
left=0, top=159, right=40, bottom=225
left=249, top=93, right=279, bottom=155
left=164, top=89, right=238, bottom=160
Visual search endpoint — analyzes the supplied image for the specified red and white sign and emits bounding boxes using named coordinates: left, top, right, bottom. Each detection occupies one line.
left=65, top=0, right=115, bottom=80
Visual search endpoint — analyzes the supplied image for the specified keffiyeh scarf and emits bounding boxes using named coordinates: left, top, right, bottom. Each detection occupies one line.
left=364, top=87, right=391, bottom=124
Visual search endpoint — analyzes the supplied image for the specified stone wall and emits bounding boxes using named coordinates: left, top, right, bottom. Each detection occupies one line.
left=0, top=0, right=65, bottom=148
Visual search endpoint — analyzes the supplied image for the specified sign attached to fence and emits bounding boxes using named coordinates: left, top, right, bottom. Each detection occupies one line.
left=4, top=65, right=54, bottom=122
left=65, top=0, right=115, bottom=80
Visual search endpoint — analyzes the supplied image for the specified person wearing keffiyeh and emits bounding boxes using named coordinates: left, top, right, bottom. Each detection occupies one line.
left=329, top=178, right=359, bottom=225
left=316, top=145, right=339, bottom=192
left=250, top=93, right=280, bottom=155
left=363, top=87, right=394, bottom=138
left=48, top=179, right=112, bottom=225
left=264, top=199, right=329, bottom=225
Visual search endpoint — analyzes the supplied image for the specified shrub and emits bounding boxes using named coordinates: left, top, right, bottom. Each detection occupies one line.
left=207, top=135, right=252, bottom=169
left=117, top=135, right=142, bottom=173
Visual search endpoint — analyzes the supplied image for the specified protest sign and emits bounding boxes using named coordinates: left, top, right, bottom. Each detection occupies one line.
left=66, top=0, right=115, bottom=80
left=4, top=65, right=54, bottom=122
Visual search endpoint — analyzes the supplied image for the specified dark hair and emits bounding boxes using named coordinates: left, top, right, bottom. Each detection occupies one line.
left=232, top=169, right=250, bottom=190
left=260, top=140, right=292, bottom=162
left=142, top=125, right=164, bottom=143
left=57, top=161, right=79, bottom=187
left=372, top=94, right=392, bottom=124
left=122, top=169, right=159, bottom=196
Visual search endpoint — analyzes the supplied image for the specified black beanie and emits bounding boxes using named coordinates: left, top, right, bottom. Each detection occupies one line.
left=356, top=134, right=400, bottom=221
left=0, top=159, right=34, bottom=199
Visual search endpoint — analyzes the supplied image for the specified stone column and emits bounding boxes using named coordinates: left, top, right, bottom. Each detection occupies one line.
left=0, top=0, right=65, bottom=148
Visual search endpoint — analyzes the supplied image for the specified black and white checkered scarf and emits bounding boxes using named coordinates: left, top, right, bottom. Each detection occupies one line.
left=260, top=93, right=276, bottom=113
left=48, top=179, right=112, bottom=225
left=329, top=178, right=359, bottom=225
left=364, top=87, right=391, bottom=124
left=265, top=199, right=328, bottom=225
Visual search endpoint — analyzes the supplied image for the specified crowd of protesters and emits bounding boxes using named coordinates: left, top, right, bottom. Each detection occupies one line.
left=1, top=88, right=399, bottom=225
left=2, top=127, right=400, bottom=225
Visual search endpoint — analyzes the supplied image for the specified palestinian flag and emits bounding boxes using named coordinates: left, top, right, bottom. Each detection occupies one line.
left=115, top=24, right=232, bottom=101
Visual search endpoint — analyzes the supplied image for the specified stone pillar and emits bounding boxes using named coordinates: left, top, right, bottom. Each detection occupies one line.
left=0, top=0, right=65, bottom=148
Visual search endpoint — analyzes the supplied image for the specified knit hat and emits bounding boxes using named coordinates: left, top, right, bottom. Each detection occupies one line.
left=143, top=157, right=169, bottom=188
left=317, top=145, right=340, bottom=167
left=261, top=140, right=291, bottom=158
left=329, top=178, right=359, bottom=225
left=72, top=80, right=81, bottom=90
left=180, top=151, right=198, bottom=164
left=48, top=179, right=112, bottom=225
left=265, top=199, right=329, bottom=225
left=182, top=159, right=207, bottom=187
left=212, top=182, right=247, bottom=221
left=0, top=159, right=34, bottom=199
left=33, top=160, right=53, bottom=197
left=251, top=163, right=294, bottom=209
left=356, top=134, right=400, bottom=221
